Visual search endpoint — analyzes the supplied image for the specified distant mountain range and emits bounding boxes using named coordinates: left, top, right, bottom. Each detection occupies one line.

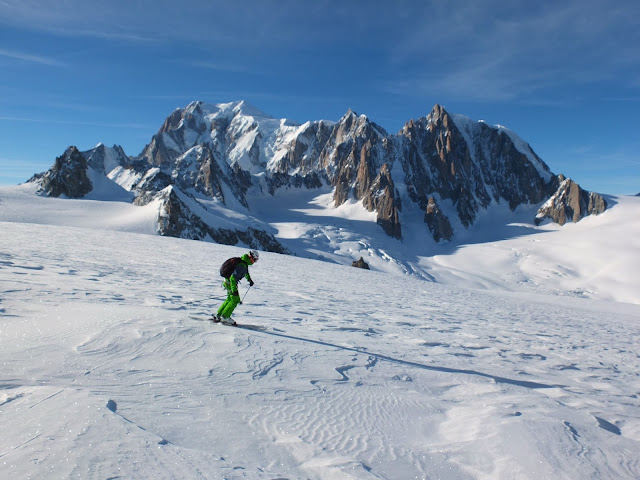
left=27, top=100, right=607, bottom=256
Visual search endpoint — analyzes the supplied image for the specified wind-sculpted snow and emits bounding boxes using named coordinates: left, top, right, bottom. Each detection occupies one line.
left=1, top=218, right=639, bottom=479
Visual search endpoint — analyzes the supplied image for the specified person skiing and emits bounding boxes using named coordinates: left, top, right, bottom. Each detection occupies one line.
left=215, top=250, right=259, bottom=325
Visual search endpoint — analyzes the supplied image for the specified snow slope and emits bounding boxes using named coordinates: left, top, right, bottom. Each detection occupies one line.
left=250, top=188, right=640, bottom=305
left=1, top=190, right=639, bottom=479
left=0, top=183, right=158, bottom=234
left=1, top=185, right=639, bottom=305
left=420, top=195, right=640, bottom=305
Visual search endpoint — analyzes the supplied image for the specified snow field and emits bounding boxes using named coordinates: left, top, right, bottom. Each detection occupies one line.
left=1, top=219, right=639, bottom=479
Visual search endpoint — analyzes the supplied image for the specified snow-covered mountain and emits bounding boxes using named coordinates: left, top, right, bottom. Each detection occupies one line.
left=26, top=100, right=608, bottom=272
left=3, top=101, right=638, bottom=479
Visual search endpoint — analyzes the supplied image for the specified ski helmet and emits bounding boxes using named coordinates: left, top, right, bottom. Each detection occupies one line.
left=249, top=250, right=259, bottom=263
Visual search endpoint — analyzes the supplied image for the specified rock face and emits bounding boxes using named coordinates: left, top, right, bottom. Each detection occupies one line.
left=352, top=257, right=370, bottom=269
left=28, top=100, right=608, bottom=251
left=361, top=163, right=403, bottom=239
left=39, top=146, right=93, bottom=198
left=424, top=196, right=454, bottom=242
left=152, top=187, right=289, bottom=253
left=398, top=105, right=555, bottom=233
left=535, top=176, right=607, bottom=225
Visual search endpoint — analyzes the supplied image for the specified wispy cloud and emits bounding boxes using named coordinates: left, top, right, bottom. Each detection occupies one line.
left=0, top=0, right=158, bottom=43
left=177, top=60, right=256, bottom=74
left=0, top=1, right=276, bottom=46
left=0, top=47, right=65, bottom=66
left=0, top=115, right=149, bottom=129
left=381, top=0, right=640, bottom=103
left=603, top=96, right=640, bottom=102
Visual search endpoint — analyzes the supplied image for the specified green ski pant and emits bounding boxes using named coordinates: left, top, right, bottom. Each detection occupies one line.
left=217, top=277, right=241, bottom=318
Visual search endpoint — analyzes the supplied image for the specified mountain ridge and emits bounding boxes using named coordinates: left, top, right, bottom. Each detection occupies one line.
left=26, top=100, right=607, bottom=262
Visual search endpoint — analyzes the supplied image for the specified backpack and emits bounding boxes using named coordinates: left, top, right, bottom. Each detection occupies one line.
left=220, top=257, right=241, bottom=278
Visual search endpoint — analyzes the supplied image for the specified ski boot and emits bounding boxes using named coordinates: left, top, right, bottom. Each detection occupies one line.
left=220, top=316, right=237, bottom=326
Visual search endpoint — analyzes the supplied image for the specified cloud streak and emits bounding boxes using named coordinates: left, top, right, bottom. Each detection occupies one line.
left=382, top=0, right=640, bottom=103
left=0, top=47, right=65, bottom=66
left=178, top=60, right=256, bottom=74
left=0, top=115, right=149, bottom=130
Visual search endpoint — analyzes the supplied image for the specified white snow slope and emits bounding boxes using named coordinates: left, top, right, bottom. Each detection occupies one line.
left=1, top=186, right=639, bottom=479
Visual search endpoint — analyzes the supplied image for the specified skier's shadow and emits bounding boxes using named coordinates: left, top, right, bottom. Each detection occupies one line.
left=258, top=329, right=562, bottom=390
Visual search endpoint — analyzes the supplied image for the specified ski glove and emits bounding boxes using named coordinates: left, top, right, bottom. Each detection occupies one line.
left=249, top=279, right=255, bottom=287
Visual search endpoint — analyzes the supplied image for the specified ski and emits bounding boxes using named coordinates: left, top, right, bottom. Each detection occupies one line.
left=189, top=315, right=267, bottom=331
left=219, top=320, right=268, bottom=331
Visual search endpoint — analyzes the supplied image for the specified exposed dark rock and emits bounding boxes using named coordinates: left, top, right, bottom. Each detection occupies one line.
left=587, top=191, right=607, bottom=216
left=140, top=102, right=210, bottom=168
left=134, top=169, right=174, bottom=201
left=535, top=175, right=607, bottom=225
left=26, top=171, right=45, bottom=183
left=194, top=147, right=226, bottom=202
left=274, top=121, right=333, bottom=177
left=39, top=146, right=93, bottom=198
left=399, top=105, right=482, bottom=227
left=352, top=257, right=370, bottom=269
left=321, top=110, right=387, bottom=208
left=399, top=104, right=557, bottom=232
left=366, top=164, right=402, bottom=240
left=154, top=187, right=289, bottom=253
left=267, top=171, right=323, bottom=194
left=424, top=196, right=454, bottom=242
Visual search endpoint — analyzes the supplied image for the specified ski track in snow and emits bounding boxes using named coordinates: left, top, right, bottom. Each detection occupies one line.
left=1, top=220, right=639, bottom=478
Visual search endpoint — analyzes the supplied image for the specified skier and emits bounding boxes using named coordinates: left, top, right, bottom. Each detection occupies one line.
left=215, top=250, right=259, bottom=325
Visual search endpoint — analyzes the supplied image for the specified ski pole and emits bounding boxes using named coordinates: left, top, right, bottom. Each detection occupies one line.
left=241, top=285, right=251, bottom=304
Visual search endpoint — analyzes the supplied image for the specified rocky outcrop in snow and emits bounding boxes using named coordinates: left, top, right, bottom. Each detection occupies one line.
left=424, top=196, right=454, bottom=242
left=37, top=146, right=93, bottom=198
left=364, top=163, right=403, bottom=240
left=535, top=175, right=607, bottom=225
left=352, top=257, right=370, bottom=269
left=151, top=186, right=288, bottom=253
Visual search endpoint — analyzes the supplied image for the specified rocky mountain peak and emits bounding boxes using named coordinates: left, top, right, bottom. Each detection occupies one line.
left=536, top=175, right=607, bottom=225
left=427, top=103, right=451, bottom=129
left=160, top=107, right=185, bottom=134
left=85, top=143, right=129, bottom=174
left=335, top=109, right=387, bottom=143
left=38, top=146, right=93, bottom=198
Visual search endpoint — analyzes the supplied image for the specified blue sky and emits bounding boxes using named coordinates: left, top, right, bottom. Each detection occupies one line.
left=1, top=0, right=638, bottom=194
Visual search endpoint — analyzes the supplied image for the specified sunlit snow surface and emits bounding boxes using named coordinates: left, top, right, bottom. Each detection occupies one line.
left=1, top=186, right=639, bottom=479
